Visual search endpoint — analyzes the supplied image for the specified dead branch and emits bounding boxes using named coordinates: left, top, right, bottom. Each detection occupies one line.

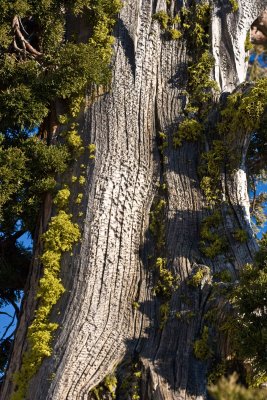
left=12, top=15, right=42, bottom=59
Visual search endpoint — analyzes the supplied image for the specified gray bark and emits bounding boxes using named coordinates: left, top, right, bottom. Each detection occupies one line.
left=2, top=0, right=267, bottom=399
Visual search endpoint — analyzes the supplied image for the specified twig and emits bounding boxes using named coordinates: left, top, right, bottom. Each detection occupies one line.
left=12, top=15, right=42, bottom=58
left=0, top=311, right=13, bottom=318
left=0, top=312, right=16, bottom=342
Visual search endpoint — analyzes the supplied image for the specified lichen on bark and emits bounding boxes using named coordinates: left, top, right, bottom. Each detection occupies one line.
left=2, top=1, right=267, bottom=399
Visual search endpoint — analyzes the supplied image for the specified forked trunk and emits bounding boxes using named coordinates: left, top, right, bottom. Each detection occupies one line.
left=2, top=1, right=267, bottom=399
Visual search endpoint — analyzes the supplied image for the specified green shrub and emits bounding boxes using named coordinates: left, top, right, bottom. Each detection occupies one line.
left=208, top=373, right=267, bottom=400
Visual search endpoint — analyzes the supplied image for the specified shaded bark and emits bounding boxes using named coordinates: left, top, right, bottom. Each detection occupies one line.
left=2, top=0, right=267, bottom=399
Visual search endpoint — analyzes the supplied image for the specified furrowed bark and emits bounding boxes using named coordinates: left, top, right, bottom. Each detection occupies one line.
left=2, top=0, right=267, bottom=399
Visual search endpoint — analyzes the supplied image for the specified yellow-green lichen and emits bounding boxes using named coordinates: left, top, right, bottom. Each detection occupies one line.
left=199, top=141, right=225, bottom=205
left=153, top=257, right=177, bottom=297
left=229, top=0, right=239, bottom=12
left=90, top=373, right=117, bottom=400
left=158, top=131, right=168, bottom=153
left=65, top=125, right=84, bottom=154
left=75, top=193, right=83, bottom=204
left=79, top=176, right=86, bottom=185
left=153, top=11, right=182, bottom=40
left=173, top=118, right=203, bottom=147
left=11, top=211, right=80, bottom=400
left=88, top=143, right=96, bottom=159
left=190, top=265, right=211, bottom=287
left=53, top=187, right=70, bottom=209
left=149, top=198, right=166, bottom=249
left=159, top=302, right=170, bottom=330
left=191, top=1, right=211, bottom=48
left=188, top=50, right=218, bottom=106
left=132, top=301, right=140, bottom=310
left=200, top=211, right=227, bottom=259
left=219, top=79, right=267, bottom=137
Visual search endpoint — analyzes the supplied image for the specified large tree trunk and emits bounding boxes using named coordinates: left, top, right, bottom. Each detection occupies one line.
left=2, top=0, right=267, bottom=399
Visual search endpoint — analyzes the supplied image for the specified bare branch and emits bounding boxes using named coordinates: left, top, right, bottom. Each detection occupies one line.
left=18, top=16, right=29, bottom=37
left=0, top=312, right=13, bottom=318
left=0, top=313, right=16, bottom=342
left=12, top=15, right=42, bottom=59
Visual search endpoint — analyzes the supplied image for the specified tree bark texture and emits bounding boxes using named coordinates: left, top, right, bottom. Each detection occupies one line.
left=2, top=0, right=267, bottom=399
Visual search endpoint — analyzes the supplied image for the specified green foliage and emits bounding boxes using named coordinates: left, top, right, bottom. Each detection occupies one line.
left=173, top=118, right=202, bottom=147
left=208, top=373, right=267, bottom=400
left=158, top=132, right=168, bottom=153
left=0, top=143, right=28, bottom=219
left=207, top=361, right=228, bottom=385
left=199, top=79, right=267, bottom=206
left=213, top=270, right=232, bottom=283
left=250, top=192, right=267, bottom=227
left=229, top=258, right=267, bottom=386
left=193, top=325, right=213, bottom=360
left=0, top=136, right=70, bottom=236
left=41, top=211, right=80, bottom=253
left=0, top=81, right=49, bottom=131
left=233, top=229, right=248, bottom=243
left=212, top=235, right=267, bottom=388
left=169, top=29, right=182, bottom=40
left=0, top=0, right=122, bottom=131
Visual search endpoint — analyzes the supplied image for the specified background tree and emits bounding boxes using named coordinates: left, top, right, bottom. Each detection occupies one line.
left=0, top=0, right=267, bottom=399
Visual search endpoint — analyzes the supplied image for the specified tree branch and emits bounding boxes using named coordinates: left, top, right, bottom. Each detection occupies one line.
left=12, top=15, right=42, bottom=59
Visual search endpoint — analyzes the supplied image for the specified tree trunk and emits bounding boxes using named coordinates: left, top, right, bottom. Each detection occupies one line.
left=2, top=0, right=267, bottom=399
